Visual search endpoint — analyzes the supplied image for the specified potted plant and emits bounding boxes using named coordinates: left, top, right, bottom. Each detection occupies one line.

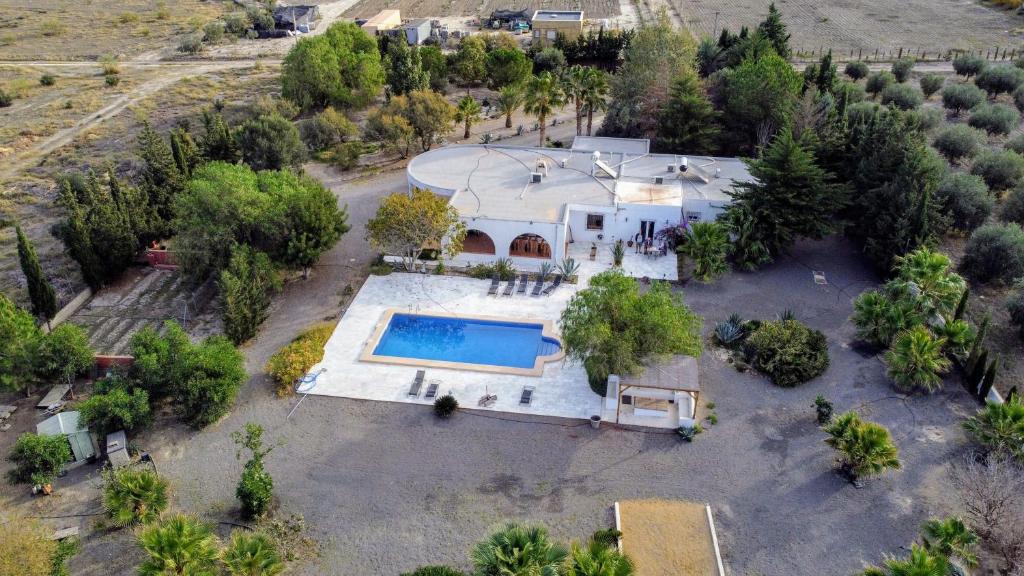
left=590, top=415, right=601, bottom=429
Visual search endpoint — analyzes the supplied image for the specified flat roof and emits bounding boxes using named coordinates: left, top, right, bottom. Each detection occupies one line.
left=572, top=136, right=649, bottom=155
left=407, top=143, right=749, bottom=223
left=621, top=356, right=699, bottom=392
left=618, top=499, right=721, bottom=576
left=363, top=9, right=401, bottom=26
left=531, top=10, right=584, bottom=21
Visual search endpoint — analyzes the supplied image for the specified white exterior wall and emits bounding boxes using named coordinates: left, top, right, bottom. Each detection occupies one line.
left=449, top=217, right=565, bottom=270
left=682, top=198, right=730, bottom=223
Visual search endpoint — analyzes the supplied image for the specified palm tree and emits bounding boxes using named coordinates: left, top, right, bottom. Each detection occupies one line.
left=471, top=523, right=567, bottom=576
left=562, top=65, right=588, bottom=136
left=892, top=248, right=966, bottom=318
left=921, top=516, right=979, bottom=569
left=138, top=514, right=220, bottom=576
left=103, top=467, right=170, bottom=528
left=497, top=84, right=525, bottom=129
left=824, top=411, right=901, bottom=482
left=455, top=95, right=482, bottom=140
left=678, top=221, right=730, bottom=282
left=885, top=325, right=951, bottom=393
left=862, top=544, right=950, bottom=576
left=579, top=67, right=609, bottom=137
left=565, top=540, right=634, bottom=576
left=222, top=532, right=284, bottom=576
left=962, top=395, right=1024, bottom=460
left=523, top=72, right=565, bottom=147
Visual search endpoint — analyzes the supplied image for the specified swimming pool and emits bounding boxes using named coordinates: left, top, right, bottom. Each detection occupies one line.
left=360, top=310, right=563, bottom=375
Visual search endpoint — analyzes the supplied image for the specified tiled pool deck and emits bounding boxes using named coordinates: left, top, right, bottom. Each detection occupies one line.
left=309, top=273, right=603, bottom=421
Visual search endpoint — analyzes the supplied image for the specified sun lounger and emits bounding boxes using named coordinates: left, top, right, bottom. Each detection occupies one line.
left=542, top=274, right=563, bottom=296
left=408, top=370, right=425, bottom=398
left=520, top=386, right=534, bottom=406
left=516, top=273, right=528, bottom=294
left=424, top=380, right=440, bottom=400
left=531, top=277, right=544, bottom=296
left=502, top=276, right=515, bottom=296
left=487, top=272, right=500, bottom=296
left=478, top=393, right=498, bottom=407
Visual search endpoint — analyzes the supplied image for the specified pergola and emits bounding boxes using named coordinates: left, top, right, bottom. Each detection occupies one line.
left=613, top=356, right=700, bottom=425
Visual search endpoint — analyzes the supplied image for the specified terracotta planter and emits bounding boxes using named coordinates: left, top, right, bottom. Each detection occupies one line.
left=41, top=483, right=53, bottom=495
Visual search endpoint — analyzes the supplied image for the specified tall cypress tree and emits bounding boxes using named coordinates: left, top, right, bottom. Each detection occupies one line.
left=757, top=3, right=791, bottom=59
left=15, top=225, right=57, bottom=324
left=169, top=127, right=200, bottom=179
left=137, top=120, right=183, bottom=234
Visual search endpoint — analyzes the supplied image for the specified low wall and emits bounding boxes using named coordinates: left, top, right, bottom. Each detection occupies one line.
left=43, top=287, right=93, bottom=333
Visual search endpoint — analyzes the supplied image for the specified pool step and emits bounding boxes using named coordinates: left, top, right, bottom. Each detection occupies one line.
left=537, top=338, right=561, bottom=357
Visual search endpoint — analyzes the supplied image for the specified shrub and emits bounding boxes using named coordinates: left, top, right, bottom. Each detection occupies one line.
left=953, top=54, right=987, bottom=78
left=78, top=387, right=152, bottom=439
left=102, top=467, right=169, bottom=527
left=434, top=394, right=458, bottom=418
left=968, top=103, right=1020, bottom=135
left=1006, top=133, right=1024, bottom=154
left=1008, top=286, right=1024, bottom=338
left=904, top=107, right=944, bottom=132
left=138, top=515, right=220, bottom=576
left=223, top=532, right=284, bottom=576
left=844, top=61, right=869, bottom=81
left=891, top=57, right=915, bottom=83
left=814, top=395, right=833, bottom=424
left=971, top=149, right=1024, bottom=190
left=177, top=336, right=246, bottom=428
left=936, top=172, right=993, bottom=233
left=178, top=33, right=204, bottom=54
left=327, top=140, right=363, bottom=171
left=265, top=323, right=334, bottom=396
left=50, top=535, right=80, bottom=576
left=202, top=20, right=224, bottom=43
left=942, top=83, right=985, bottom=115
left=40, top=73, right=55, bottom=86
left=104, top=74, right=120, bottom=87
left=402, top=567, right=466, bottom=576
left=235, top=113, right=307, bottom=171
left=960, top=222, right=1024, bottom=284
left=865, top=71, right=895, bottom=98
left=962, top=396, right=1024, bottom=460
left=713, top=319, right=745, bottom=347
left=233, top=423, right=274, bottom=520
left=0, top=89, right=10, bottom=107
left=1001, top=185, right=1024, bottom=225
left=846, top=101, right=880, bottom=124
left=975, top=65, right=1024, bottom=97
left=219, top=245, right=281, bottom=345
left=745, top=319, right=830, bottom=387
left=298, top=116, right=339, bottom=152
left=824, top=411, right=901, bottom=481
left=6, top=432, right=71, bottom=486
left=886, top=325, right=952, bottom=392
left=919, top=74, right=943, bottom=98
left=933, top=124, right=983, bottom=162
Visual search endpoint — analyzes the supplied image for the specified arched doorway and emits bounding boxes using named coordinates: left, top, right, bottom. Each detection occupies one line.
left=463, top=229, right=496, bottom=254
left=509, top=233, right=552, bottom=259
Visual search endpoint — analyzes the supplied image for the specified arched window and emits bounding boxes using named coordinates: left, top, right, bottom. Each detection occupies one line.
left=463, top=229, right=496, bottom=255
left=509, top=233, right=552, bottom=259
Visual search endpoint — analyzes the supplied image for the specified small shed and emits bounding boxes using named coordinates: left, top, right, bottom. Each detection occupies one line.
left=404, top=18, right=432, bottom=45
left=273, top=5, right=321, bottom=32
left=37, top=411, right=96, bottom=464
left=605, top=356, right=700, bottom=429
left=361, top=9, right=401, bottom=35
left=106, top=430, right=131, bottom=468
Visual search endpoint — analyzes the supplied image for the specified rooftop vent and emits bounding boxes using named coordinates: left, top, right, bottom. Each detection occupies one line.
left=667, top=163, right=676, bottom=173
left=535, top=159, right=548, bottom=176
left=715, top=167, right=721, bottom=178
left=530, top=172, right=543, bottom=183
left=653, top=176, right=665, bottom=185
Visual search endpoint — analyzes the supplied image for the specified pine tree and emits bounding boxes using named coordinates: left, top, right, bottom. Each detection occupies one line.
left=723, top=128, right=846, bottom=268
left=15, top=225, right=57, bottom=324
left=815, top=51, right=836, bottom=94
left=654, top=69, right=719, bottom=155
left=757, top=3, right=791, bottom=59
left=218, top=245, right=281, bottom=345
left=200, top=108, right=240, bottom=164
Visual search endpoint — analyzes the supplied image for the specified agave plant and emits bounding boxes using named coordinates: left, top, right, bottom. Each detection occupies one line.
left=494, top=258, right=515, bottom=281
left=610, top=240, right=625, bottom=267
left=824, top=411, right=901, bottom=482
left=714, top=321, right=745, bottom=347
left=103, top=467, right=170, bottom=528
left=539, top=262, right=553, bottom=282
left=137, top=514, right=220, bottom=576
left=558, top=257, right=580, bottom=280
left=777, top=309, right=796, bottom=321
left=222, top=531, right=284, bottom=576
left=471, top=523, right=566, bottom=576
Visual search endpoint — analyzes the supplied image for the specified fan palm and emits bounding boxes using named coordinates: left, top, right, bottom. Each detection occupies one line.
left=886, top=325, right=951, bottom=393
left=862, top=544, right=950, bottom=576
left=222, top=532, right=284, bottom=576
left=678, top=221, right=730, bottom=282
left=455, top=95, right=482, bottom=140
left=921, top=516, right=979, bottom=568
left=137, top=514, right=220, bottom=576
left=497, top=84, right=526, bottom=129
left=103, top=467, right=170, bottom=528
left=471, top=523, right=567, bottom=576
left=565, top=540, right=634, bottom=576
left=824, top=411, right=901, bottom=481
left=962, top=395, right=1024, bottom=460
left=523, top=72, right=565, bottom=146
left=892, top=248, right=966, bottom=318
left=579, top=67, right=609, bottom=137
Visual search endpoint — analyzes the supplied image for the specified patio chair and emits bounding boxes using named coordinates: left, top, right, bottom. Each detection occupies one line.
left=519, top=386, right=534, bottom=406
left=516, top=273, right=528, bottom=294
left=478, top=393, right=498, bottom=407
left=487, top=272, right=500, bottom=296
left=531, top=276, right=544, bottom=296
left=502, top=276, right=515, bottom=296
left=424, top=380, right=440, bottom=400
left=541, top=274, right=562, bottom=296
left=408, top=370, right=425, bottom=398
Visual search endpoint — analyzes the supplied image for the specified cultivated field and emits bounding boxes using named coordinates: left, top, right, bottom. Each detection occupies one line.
left=674, top=0, right=1021, bottom=54
left=0, top=0, right=230, bottom=60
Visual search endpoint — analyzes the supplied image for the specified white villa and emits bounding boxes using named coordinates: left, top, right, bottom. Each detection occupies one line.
left=406, top=136, right=752, bottom=269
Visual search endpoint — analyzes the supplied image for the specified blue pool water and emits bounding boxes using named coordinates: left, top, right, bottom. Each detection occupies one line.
left=372, top=314, right=561, bottom=369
